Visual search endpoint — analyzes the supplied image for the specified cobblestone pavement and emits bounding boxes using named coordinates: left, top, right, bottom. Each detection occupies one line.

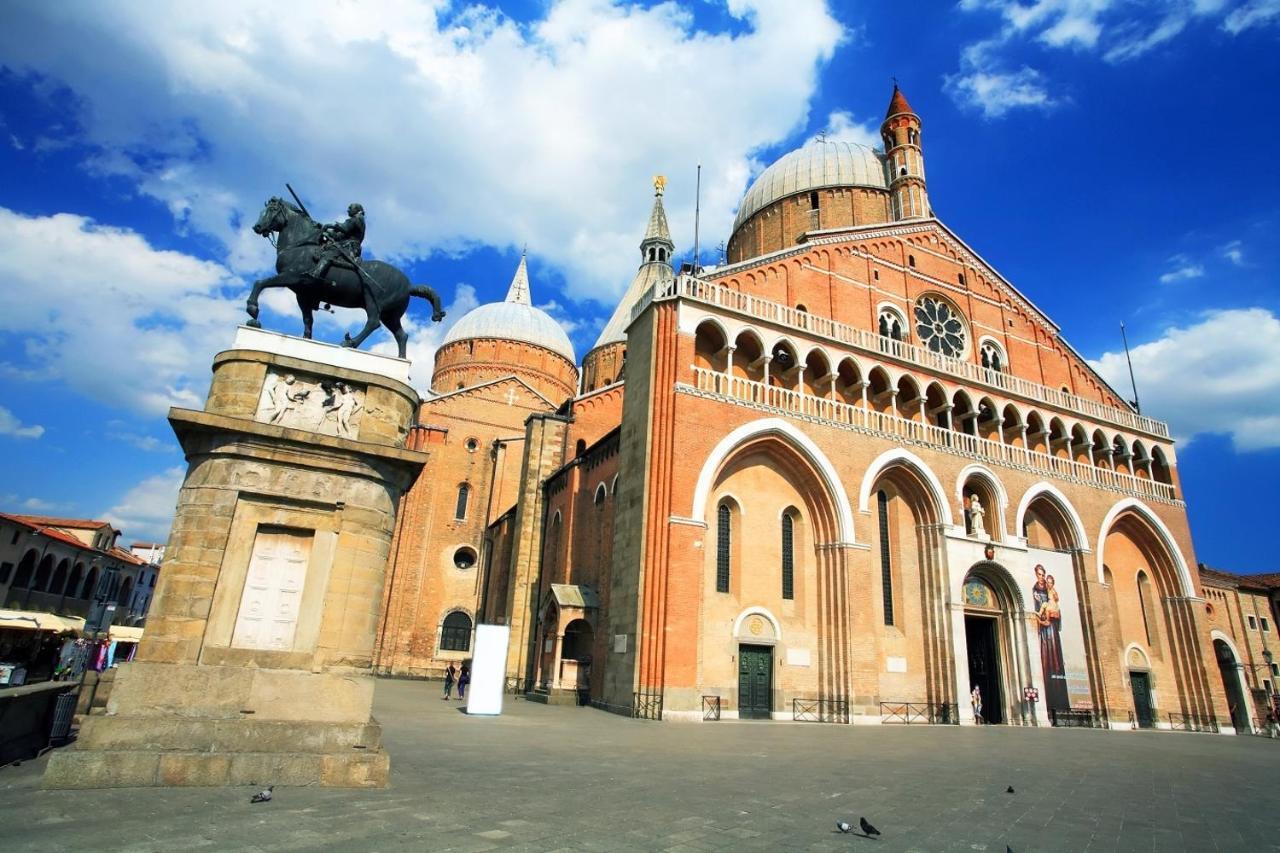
left=3, top=678, right=1279, bottom=852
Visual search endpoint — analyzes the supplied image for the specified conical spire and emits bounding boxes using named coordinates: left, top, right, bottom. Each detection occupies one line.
left=505, top=251, right=531, bottom=305
left=641, top=175, right=674, bottom=256
left=885, top=83, right=915, bottom=119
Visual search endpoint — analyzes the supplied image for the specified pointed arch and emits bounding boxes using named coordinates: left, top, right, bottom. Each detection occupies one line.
left=1095, top=498, right=1194, bottom=596
left=857, top=448, right=953, bottom=527
left=690, top=417, right=855, bottom=544
left=1015, top=483, right=1089, bottom=552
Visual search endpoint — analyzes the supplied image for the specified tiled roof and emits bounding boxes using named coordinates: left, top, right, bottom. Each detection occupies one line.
left=1198, top=564, right=1276, bottom=591
left=885, top=84, right=915, bottom=118
left=0, top=512, right=138, bottom=564
left=6, top=514, right=113, bottom=530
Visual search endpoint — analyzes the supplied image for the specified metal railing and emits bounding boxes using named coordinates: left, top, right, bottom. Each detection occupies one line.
left=1049, top=708, right=1106, bottom=728
left=702, top=695, right=721, bottom=721
left=793, top=697, right=849, bottom=724
left=1168, top=712, right=1219, bottom=733
left=686, top=368, right=1179, bottom=504
left=879, top=701, right=959, bottom=725
left=1249, top=717, right=1279, bottom=737
left=632, top=690, right=663, bottom=721
left=670, top=275, right=1170, bottom=438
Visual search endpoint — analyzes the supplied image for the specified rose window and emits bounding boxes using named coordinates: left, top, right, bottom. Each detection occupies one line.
left=914, top=297, right=966, bottom=356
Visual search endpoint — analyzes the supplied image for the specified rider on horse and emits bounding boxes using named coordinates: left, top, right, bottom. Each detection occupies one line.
left=311, top=203, right=366, bottom=283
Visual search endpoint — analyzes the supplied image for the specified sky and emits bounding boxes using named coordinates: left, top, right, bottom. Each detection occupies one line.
left=0, top=0, right=1277, bottom=571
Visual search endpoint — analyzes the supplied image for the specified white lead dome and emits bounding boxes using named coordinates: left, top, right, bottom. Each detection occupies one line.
left=732, top=138, right=889, bottom=232
left=441, top=255, right=576, bottom=363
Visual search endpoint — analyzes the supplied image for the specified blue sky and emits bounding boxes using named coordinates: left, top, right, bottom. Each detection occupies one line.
left=0, top=1, right=1277, bottom=570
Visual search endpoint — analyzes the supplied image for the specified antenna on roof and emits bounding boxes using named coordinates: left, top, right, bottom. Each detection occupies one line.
left=1120, top=321, right=1142, bottom=414
left=693, top=163, right=702, bottom=276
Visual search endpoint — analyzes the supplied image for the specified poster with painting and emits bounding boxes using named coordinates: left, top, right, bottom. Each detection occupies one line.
left=1026, top=550, right=1091, bottom=710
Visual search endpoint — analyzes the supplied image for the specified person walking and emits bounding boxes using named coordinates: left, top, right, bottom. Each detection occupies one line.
left=971, top=684, right=983, bottom=725
left=457, top=662, right=471, bottom=700
left=442, top=662, right=457, bottom=700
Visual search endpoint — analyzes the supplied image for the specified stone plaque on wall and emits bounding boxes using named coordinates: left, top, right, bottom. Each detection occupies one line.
left=255, top=369, right=365, bottom=439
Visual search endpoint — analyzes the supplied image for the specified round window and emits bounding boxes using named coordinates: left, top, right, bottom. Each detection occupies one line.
left=914, top=296, right=966, bottom=357
left=465, top=438, right=479, bottom=453
left=453, top=547, right=477, bottom=569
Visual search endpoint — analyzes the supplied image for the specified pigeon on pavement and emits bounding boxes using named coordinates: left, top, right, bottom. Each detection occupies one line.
left=836, top=820, right=853, bottom=833
left=1006, top=785, right=1015, bottom=794
left=860, top=817, right=880, bottom=837
left=250, top=785, right=274, bottom=804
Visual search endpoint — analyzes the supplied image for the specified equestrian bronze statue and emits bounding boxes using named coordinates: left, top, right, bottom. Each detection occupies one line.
left=246, top=195, right=445, bottom=358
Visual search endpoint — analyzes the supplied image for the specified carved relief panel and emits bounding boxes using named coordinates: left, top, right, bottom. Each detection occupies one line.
left=255, top=369, right=366, bottom=439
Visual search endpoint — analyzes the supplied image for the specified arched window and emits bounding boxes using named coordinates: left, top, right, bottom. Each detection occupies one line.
left=1137, top=571, right=1158, bottom=649
left=781, top=511, right=795, bottom=600
left=908, top=254, right=916, bottom=267
left=980, top=340, right=1005, bottom=372
left=440, top=611, right=473, bottom=652
left=808, top=191, right=819, bottom=210
left=12, top=549, right=37, bottom=589
left=594, top=483, right=607, bottom=506
left=716, top=502, right=732, bottom=593
left=32, top=555, right=53, bottom=592
left=454, top=484, right=470, bottom=520
left=877, top=490, right=895, bottom=626
left=80, top=567, right=99, bottom=599
left=878, top=307, right=905, bottom=342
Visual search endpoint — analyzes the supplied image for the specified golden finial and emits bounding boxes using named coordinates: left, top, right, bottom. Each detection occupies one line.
left=653, top=175, right=666, bottom=196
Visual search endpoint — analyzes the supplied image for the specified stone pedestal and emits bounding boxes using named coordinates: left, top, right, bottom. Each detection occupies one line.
left=45, top=328, right=427, bottom=789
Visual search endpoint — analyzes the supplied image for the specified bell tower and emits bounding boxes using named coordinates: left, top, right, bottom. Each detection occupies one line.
left=882, top=83, right=930, bottom=221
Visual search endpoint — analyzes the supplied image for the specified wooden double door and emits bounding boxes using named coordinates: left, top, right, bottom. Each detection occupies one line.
left=738, top=644, right=773, bottom=720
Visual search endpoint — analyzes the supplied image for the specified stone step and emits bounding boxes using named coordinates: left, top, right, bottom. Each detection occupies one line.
left=44, top=746, right=388, bottom=789
left=74, top=714, right=383, bottom=753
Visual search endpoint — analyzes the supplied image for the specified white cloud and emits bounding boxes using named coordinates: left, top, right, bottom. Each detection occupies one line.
left=822, top=110, right=882, bottom=148
left=0, top=207, right=243, bottom=416
left=0, top=0, right=844, bottom=305
left=1221, top=240, right=1246, bottom=266
left=945, top=44, right=1058, bottom=118
left=0, top=494, right=61, bottom=512
left=950, top=0, right=1261, bottom=114
left=1089, top=308, right=1280, bottom=450
left=1224, top=0, right=1280, bottom=33
left=103, top=465, right=185, bottom=543
left=0, top=404, right=44, bottom=439
left=1159, top=256, right=1205, bottom=283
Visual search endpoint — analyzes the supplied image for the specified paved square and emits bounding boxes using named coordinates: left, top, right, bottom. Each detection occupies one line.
left=3, top=679, right=1278, bottom=852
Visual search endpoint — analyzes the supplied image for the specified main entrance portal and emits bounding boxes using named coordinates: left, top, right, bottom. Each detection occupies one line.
left=965, top=615, right=1003, bottom=724
left=738, top=644, right=772, bottom=720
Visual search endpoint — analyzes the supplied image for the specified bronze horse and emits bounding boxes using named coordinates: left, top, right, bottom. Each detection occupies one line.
left=246, top=197, right=445, bottom=357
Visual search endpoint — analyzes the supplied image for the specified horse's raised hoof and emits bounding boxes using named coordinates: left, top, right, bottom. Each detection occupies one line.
left=432, top=311, right=447, bottom=323
left=342, top=333, right=357, bottom=348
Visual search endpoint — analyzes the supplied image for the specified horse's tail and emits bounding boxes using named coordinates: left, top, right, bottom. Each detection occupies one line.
left=410, top=285, right=446, bottom=321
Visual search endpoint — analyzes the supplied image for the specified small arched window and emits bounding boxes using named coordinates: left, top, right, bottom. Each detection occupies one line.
left=455, top=483, right=470, bottom=520
left=440, top=611, right=473, bottom=652
left=809, top=191, right=819, bottom=210
left=877, top=490, right=895, bottom=626
left=1137, top=571, right=1158, bottom=649
left=594, top=483, right=607, bottom=506
left=980, top=341, right=1005, bottom=373
left=781, top=511, right=795, bottom=600
left=908, top=254, right=916, bottom=267
left=878, top=307, right=905, bottom=342
left=716, top=503, right=732, bottom=593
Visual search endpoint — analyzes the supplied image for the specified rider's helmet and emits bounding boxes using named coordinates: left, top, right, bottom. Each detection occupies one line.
left=348, top=203, right=364, bottom=216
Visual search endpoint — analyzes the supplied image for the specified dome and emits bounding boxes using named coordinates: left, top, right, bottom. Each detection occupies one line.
left=440, top=256, right=576, bottom=363
left=732, top=138, right=888, bottom=233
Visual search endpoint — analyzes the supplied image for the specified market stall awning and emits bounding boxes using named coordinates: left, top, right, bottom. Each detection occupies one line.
left=108, top=626, right=144, bottom=643
left=0, top=610, right=86, bottom=633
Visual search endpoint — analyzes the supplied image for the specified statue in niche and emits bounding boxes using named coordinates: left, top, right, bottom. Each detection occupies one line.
left=967, top=493, right=986, bottom=538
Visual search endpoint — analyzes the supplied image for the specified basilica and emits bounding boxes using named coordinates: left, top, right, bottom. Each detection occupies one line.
left=372, top=86, right=1263, bottom=731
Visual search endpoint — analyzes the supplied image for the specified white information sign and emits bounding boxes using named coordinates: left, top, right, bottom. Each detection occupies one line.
left=465, top=624, right=511, bottom=716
